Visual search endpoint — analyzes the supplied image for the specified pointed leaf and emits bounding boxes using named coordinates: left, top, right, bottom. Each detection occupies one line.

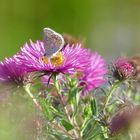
left=61, top=120, right=74, bottom=131
left=91, top=99, right=98, bottom=116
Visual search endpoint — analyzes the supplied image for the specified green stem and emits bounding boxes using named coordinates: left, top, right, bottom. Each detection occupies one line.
left=103, top=81, right=122, bottom=113
left=54, top=75, right=82, bottom=140
left=24, top=84, right=42, bottom=111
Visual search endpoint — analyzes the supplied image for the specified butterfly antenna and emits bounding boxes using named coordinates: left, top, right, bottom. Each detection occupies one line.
left=47, top=73, right=53, bottom=87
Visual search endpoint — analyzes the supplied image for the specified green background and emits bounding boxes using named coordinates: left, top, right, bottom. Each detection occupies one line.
left=0, top=0, right=140, bottom=60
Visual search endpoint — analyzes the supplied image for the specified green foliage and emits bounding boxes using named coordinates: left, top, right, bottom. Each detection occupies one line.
left=61, top=120, right=74, bottom=131
left=1, top=74, right=140, bottom=139
left=91, top=99, right=98, bottom=116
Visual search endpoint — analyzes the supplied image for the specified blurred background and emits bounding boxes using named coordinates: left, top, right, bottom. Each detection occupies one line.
left=0, top=0, right=140, bottom=60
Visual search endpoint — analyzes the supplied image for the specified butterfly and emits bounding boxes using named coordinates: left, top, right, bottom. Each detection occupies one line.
left=43, top=28, right=65, bottom=58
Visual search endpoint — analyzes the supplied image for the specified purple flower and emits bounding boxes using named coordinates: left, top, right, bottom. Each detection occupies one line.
left=0, top=56, right=27, bottom=86
left=17, top=40, right=107, bottom=93
left=17, top=40, right=90, bottom=74
left=80, top=52, right=107, bottom=94
left=113, top=58, right=136, bottom=80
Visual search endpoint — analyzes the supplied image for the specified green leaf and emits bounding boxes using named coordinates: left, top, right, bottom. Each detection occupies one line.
left=83, top=105, right=92, bottom=118
left=68, top=88, right=77, bottom=103
left=53, top=132, right=70, bottom=140
left=90, top=99, right=98, bottom=116
left=54, top=80, right=60, bottom=90
left=76, top=90, right=80, bottom=105
left=82, top=118, right=93, bottom=138
left=72, top=92, right=80, bottom=117
left=50, top=106, right=63, bottom=118
left=40, top=99, right=53, bottom=121
left=61, top=120, right=74, bottom=131
left=82, top=119, right=103, bottom=140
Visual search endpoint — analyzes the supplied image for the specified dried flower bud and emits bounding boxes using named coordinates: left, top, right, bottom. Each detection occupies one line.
left=63, top=33, right=85, bottom=47
left=130, top=56, right=140, bottom=79
left=113, top=58, right=136, bottom=80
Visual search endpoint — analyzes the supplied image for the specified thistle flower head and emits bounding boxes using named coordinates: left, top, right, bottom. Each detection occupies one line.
left=0, top=56, right=27, bottom=86
left=80, top=52, right=107, bottom=94
left=16, top=40, right=107, bottom=94
left=17, top=40, right=90, bottom=75
left=113, top=58, right=136, bottom=80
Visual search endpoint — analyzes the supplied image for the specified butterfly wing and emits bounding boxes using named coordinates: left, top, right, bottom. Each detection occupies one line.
left=43, top=28, right=65, bottom=57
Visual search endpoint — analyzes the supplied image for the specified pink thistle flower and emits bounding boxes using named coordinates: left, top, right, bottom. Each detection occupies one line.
left=113, top=58, right=136, bottom=80
left=0, top=56, right=27, bottom=86
left=80, top=52, right=107, bottom=94
left=17, top=40, right=107, bottom=93
left=17, top=41, right=90, bottom=74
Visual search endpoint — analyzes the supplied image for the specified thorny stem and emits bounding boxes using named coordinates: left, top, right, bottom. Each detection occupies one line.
left=25, top=84, right=42, bottom=111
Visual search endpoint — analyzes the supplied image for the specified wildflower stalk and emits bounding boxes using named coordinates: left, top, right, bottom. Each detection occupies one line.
left=53, top=75, right=82, bottom=140
left=103, top=81, right=122, bottom=113
left=24, top=84, right=42, bottom=111
left=102, top=81, right=122, bottom=139
left=72, top=110, right=82, bottom=139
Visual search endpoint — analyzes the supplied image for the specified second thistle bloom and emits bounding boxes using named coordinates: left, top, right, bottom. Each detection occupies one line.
left=80, top=52, right=107, bottom=94
left=113, top=58, right=136, bottom=80
left=0, top=56, right=27, bottom=86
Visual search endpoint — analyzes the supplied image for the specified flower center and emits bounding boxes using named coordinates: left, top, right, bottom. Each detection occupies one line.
left=42, top=52, right=64, bottom=67
left=50, top=52, right=64, bottom=66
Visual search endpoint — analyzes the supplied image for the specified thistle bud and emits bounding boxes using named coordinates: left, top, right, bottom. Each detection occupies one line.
left=113, top=58, right=136, bottom=80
